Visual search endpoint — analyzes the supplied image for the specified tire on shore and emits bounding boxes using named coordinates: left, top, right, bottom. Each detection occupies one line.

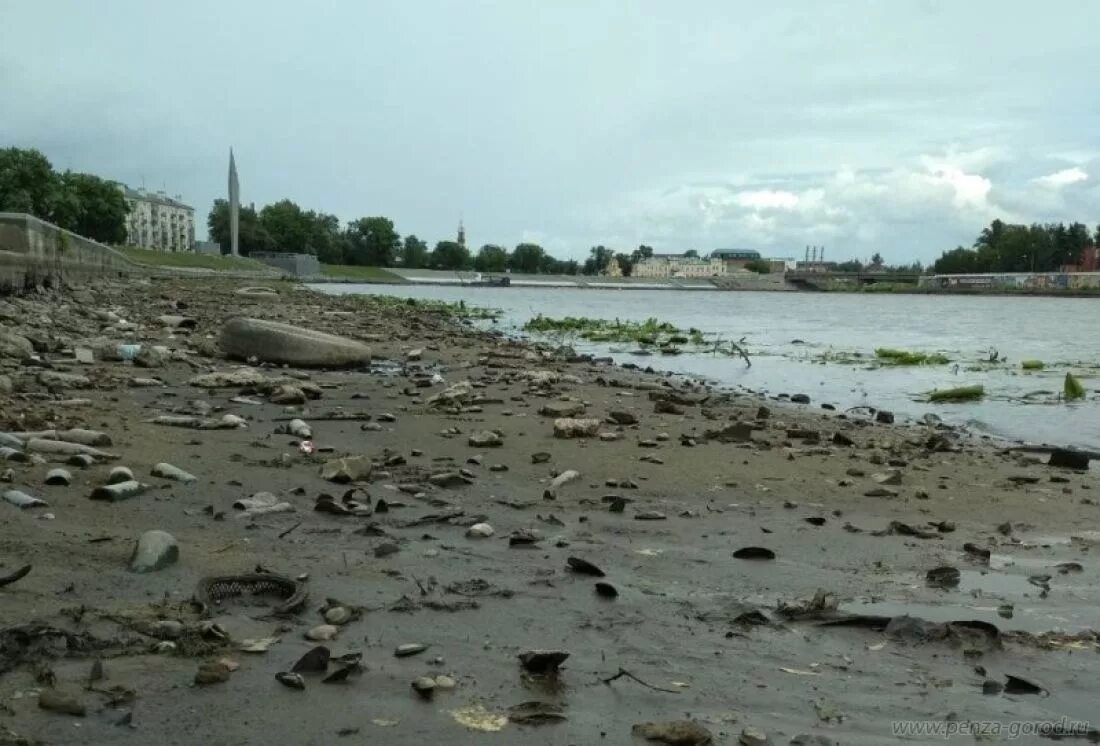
left=219, top=317, right=371, bottom=368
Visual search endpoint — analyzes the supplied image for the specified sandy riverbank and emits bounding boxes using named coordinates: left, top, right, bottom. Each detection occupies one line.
left=1, top=278, right=1097, bottom=745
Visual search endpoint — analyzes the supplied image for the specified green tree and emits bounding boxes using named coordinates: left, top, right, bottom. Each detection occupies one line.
left=0, top=147, right=55, bottom=216
left=870, top=252, right=884, bottom=266
left=635, top=244, right=654, bottom=260
left=743, top=259, right=771, bottom=274
left=835, top=259, right=864, bottom=273
left=582, top=245, right=614, bottom=275
left=307, top=211, right=344, bottom=264
left=510, top=242, right=545, bottom=273
left=431, top=240, right=471, bottom=270
left=57, top=172, right=128, bottom=243
left=474, top=244, right=509, bottom=272
left=683, top=249, right=699, bottom=258
left=207, top=199, right=274, bottom=255
left=401, top=234, right=429, bottom=268
left=259, top=199, right=312, bottom=253
left=615, top=253, right=635, bottom=276
left=345, top=216, right=400, bottom=266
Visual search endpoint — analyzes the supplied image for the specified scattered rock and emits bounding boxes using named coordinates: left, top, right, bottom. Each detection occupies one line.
left=539, top=401, right=586, bottom=418
left=129, top=530, right=179, bottom=573
left=152, top=462, right=197, bottom=483
left=566, top=557, right=605, bottom=576
left=194, top=661, right=231, bottom=685
left=704, top=422, right=754, bottom=443
left=468, top=430, right=504, bottom=448
left=873, top=470, right=903, bottom=485
left=1048, top=449, right=1089, bottom=470
left=395, top=643, right=428, bottom=657
left=134, top=345, right=168, bottom=368
left=411, top=676, right=436, bottom=699
left=553, top=418, right=601, bottom=439
left=863, top=487, right=899, bottom=498
left=90, top=480, right=149, bottom=502
left=740, top=727, right=770, bottom=746
left=631, top=720, right=714, bottom=745
left=107, top=466, right=135, bottom=484
left=220, top=317, right=371, bottom=367
left=875, top=410, right=895, bottom=424
left=276, top=672, right=306, bottom=690
left=790, top=394, right=811, bottom=404
left=466, top=523, right=494, bottom=538
left=595, top=582, right=619, bottom=598
left=305, top=625, right=339, bottom=642
left=269, top=385, right=307, bottom=405
left=608, top=411, right=638, bottom=425
left=926, top=566, right=961, bottom=588
left=37, top=689, right=86, bottom=717
left=321, top=456, right=372, bottom=484
left=291, top=646, right=331, bottom=673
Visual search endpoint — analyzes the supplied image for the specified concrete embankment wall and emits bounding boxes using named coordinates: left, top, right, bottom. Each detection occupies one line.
left=0, top=212, right=136, bottom=293
left=0, top=213, right=279, bottom=294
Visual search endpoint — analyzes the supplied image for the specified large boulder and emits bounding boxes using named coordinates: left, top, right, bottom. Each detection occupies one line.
left=219, top=317, right=371, bottom=368
left=0, top=330, right=33, bottom=360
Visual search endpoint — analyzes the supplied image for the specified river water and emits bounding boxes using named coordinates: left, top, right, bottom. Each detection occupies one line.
left=312, top=284, right=1100, bottom=449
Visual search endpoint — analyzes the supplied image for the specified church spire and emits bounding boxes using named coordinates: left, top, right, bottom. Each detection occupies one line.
left=456, top=219, right=466, bottom=249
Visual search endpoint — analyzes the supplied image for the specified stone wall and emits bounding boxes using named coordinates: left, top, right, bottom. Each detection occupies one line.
left=0, top=213, right=136, bottom=294
left=250, top=252, right=321, bottom=277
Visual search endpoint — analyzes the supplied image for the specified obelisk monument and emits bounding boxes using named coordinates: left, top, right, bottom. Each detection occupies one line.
left=228, top=148, right=240, bottom=257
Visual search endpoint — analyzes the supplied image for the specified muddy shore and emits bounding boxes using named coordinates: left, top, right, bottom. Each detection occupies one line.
left=1, top=278, right=1098, bottom=745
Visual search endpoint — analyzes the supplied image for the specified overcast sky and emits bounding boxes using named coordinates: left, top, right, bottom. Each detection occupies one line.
left=3, top=1, right=1098, bottom=262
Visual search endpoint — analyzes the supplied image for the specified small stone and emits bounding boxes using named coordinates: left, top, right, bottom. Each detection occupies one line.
left=411, top=676, right=436, bottom=699
left=599, top=432, right=621, bottom=442
left=194, top=661, right=231, bottom=686
left=553, top=418, right=601, bottom=439
left=634, top=510, right=667, bottom=520
left=269, top=385, right=306, bottom=405
left=38, top=689, right=86, bottom=716
left=321, top=456, right=372, bottom=483
left=324, top=606, right=353, bottom=625
left=406, top=348, right=424, bottom=361
left=152, top=462, right=197, bottom=483
left=377, top=413, right=397, bottom=423
left=740, top=726, right=770, bottom=746
left=44, top=468, right=72, bottom=486
left=489, top=464, right=508, bottom=472
left=790, top=394, right=810, bottom=404
left=395, top=643, right=428, bottom=657
left=134, top=346, right=168, bottom=368
left=632, top=720, right=713, bottom=745
left=374, top=542, right=400, bottom=558
left=531, top=452, right=552, bottom=464
left=276, top=672, right=306, bottom=690
left=468, top=430, right=504, bottom=448
left=875, top=410, right=895, bottom=424
left=466, top=522, right=494, bottom=538
left=129, top=530, right=178, bottom=573
left=873, top=470, right=902, bottom=485
left=539, top=401, right=586, bottom=418
left=305, top=625, right=340, bottom=641
left=107, top=466, right=135, bottom=484
left=608, top=411, right=637, bottom=425
left=434, top=674, right=456, bottom=689
left=863, top=487, right=899, bottom=498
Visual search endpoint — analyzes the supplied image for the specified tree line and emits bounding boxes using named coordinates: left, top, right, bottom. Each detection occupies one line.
left=0, top=147, right=129, bottom=243
left=933, top=220, right=1098, bottom=274
left=207, top=198, right=670, bottom=274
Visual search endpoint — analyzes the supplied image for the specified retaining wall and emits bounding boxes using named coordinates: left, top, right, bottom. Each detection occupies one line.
left=0, top=212, right=135, bottom=293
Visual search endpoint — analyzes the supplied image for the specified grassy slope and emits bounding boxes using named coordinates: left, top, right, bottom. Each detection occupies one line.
left=116, top=246, right=271, bottom=272
left=319, top=264, right=406, bottom=283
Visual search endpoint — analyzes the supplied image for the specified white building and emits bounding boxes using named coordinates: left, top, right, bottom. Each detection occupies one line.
left=117, top=184, right=195, bottom=251
left=634, top=254, right=726, bottom=278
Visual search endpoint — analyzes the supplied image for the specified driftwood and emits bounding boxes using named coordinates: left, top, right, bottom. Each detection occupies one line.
left=0, top=565, right=31, bottom=588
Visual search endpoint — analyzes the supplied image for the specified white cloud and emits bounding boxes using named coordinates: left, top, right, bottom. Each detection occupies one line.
left=732, top=190, right=800, bottom=210
left=1033, top=166, right=1088, bottom=188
